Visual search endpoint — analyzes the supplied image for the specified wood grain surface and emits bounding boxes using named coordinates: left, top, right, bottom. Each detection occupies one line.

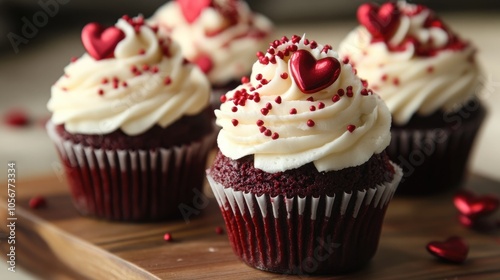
left=1, top=174, right=500, bottom=279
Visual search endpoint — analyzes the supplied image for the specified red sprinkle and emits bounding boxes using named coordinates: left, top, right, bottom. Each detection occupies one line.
left=361, top=79, right=368, bottom=87
left=70, top=56, right=78, bottom=63
left=309, top=41, right=318, bottom=49
left=347, top=125, right=356, bottom=133
left=220, top=95, right=227, bottom=103
left=393, top=78, right=400, bottom=86
left=241, top=76, right=250, bottom=84
left=307, top=97, right=314, bottom=102
left=231, top=106, right=238, bottom=112
left=4, top=109, right=30, bottom=127
left=142, top=64, right=150, bottom=71
left=342, top=57, right=350, bottom=64
left=231, top=119, right=239, bottom=126
left=215, top=226, right=224, bottom=235
left=307, top=119, right=315, bottom=127
left=361, top=89, right=369, bottom=96
left=318, top=102, right=325, bottom=109
left=29, top=195, right=47, bottom=209
left=337, top=89, right=345, bottom=96
left=260, top=108, right=269, bottom=116
left=122, top=81, right=128, bottom=87
left=280, top=72, right=288, bottom=79
left=275, top=96, right=282, bottom=104
left=266, top=102, right=272, bottom=110
left=310, top=105, right=316, bottom=112
left=256, top=120, right=264, bottom=126
left=261, top=79, right=269, bottom=85
left=332, top=95, right=340, bottom=103
left=163, top=233, right=173, bottom=242
left=259, top=126, right=267, bottom=133
left=151, top=66, right=159, bottom=73
left=138, top=49, right=146, bottom=55
left=381, top=74, right=388, bottom=81
left=290, top=108, right=297, bottom=115
left=427, top=66, right=434, bottom=73
left=272, top=132, right=279, bottom=140
left=264, top=129, right=272, bottom=137
left=98, top=89, right=104, bottom=95
left=101, top=78, right=109, bottom=84
left=256, top=73, right=263, bottom=80
left=164, top=76, right=172, bottom=85
left=29, top=196, right=46, bottom=209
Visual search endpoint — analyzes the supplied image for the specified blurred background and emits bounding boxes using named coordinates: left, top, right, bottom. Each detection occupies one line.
left=0, top=1, right=499, bottom=279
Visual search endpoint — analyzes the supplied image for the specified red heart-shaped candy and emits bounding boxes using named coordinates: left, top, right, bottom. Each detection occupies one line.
left=357, top=2, right=401, bottom=40
left=178, top=0, right=212, bottom=23
left=81, top=23, right=125, bottom=60
left=454, top=190, right=499, bottom=218
left=290, top=49, right=341, bottom=94
left=426, top=236, right=469, bottom=263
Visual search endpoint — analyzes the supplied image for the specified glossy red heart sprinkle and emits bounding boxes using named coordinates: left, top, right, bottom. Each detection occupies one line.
left=357, top=2, right=401, bottom=40
left=81, top=23, right=125, bottom=60
left=177, top=0, right=212, bottom=23
left=454, top=190, right=500, bottom=218
left=426, top=236, right=468, bottom=264
left=290, top=49, right=341, bottom=94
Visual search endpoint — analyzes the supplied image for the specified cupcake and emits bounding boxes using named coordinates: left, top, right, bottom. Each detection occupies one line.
left=46, top=15, right=216, bottom=221
left=339, top=2, right=486, bottom=195
left=149, top=0, right=273, bottom=109
left=206, top=35, right=402, bottom=274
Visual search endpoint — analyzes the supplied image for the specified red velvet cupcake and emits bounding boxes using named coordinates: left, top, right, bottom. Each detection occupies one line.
left=339, top=2, right=486, bottom=195
left=207, top=35, right=402, bottom=274
left=46, top=15, right=215, bottom=221
left=149, top=0, right=273, bottom=109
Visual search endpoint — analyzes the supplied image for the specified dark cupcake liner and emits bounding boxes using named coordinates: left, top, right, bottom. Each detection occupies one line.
left=206, top=163, right=402, bottom=275
left=387, top=102, right=486, bottom=195
left=47, top=121, right=216, bottom=222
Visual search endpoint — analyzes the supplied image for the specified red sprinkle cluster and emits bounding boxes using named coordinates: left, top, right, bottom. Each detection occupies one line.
left=223, top=35, right=377, bottom=140
left=366, top=5, right=468, bottom=57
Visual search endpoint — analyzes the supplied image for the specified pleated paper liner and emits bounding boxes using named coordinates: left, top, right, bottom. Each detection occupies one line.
left=387, top=101, right=486, bottom=195
left=207, top=163, right=402, bottom=275
left=47, top=121, right=216, bottom=222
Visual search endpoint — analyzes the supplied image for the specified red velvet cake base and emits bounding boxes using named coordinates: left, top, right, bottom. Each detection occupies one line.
left=207, top=155, right=402, bottom=275
left=387, top=99, right=486, bottom=195
left=47, top=121, right=216, bottom=222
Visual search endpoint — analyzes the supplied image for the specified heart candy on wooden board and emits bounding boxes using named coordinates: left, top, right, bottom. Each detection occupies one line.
left=453, top=190, right=500, bottom=218
left=290, top=50, right=341, bottom=94
left=426, top=236, right=469, bottom=264
left=81, top=23, right=126, bottom=60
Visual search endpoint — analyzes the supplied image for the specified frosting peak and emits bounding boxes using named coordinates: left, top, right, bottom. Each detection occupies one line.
left=47, top=16, right=210, bottom=136
left=215, top=35, right=392, bottom=173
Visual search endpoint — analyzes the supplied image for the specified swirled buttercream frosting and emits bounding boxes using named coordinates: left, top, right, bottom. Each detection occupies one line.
left=47, top=15, right=211, bottom=136
left=215, top=35, right=392, bottom=173
left=339, top=2, right=480, bottom=125
left=150, top=0, right=273, bottom=86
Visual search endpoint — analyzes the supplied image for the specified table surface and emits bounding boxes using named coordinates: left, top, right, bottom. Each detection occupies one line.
left=1, top=12, right=500, bottom=280
left=0, top=172, right=499, bottom=280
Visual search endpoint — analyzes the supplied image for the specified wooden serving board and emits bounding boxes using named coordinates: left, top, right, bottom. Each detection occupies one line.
left=1, top=174, right=500, bottom=279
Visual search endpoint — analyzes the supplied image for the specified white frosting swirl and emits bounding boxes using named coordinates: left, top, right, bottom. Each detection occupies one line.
left=339, top=2, right=480, bottom=125
left=150, top=1, right=273, bottom=86
left=47, top=18, right=210, bottom=136
left=215, top=36, right=392, bottom=173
